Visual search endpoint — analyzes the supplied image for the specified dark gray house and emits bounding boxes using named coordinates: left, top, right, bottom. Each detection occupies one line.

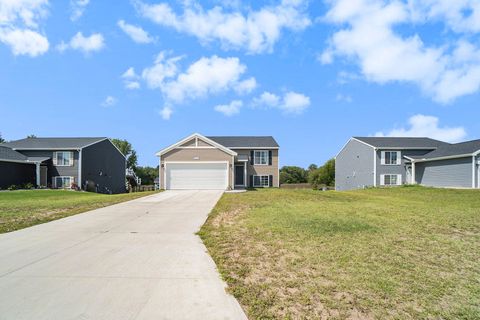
left=0, top=137, right=126, bottom=193
left=335, top=137, right=480, bottom=190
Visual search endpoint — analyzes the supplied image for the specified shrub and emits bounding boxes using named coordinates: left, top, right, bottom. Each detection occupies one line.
left=23, top=182, right=34, bottom=189
left=7, top=185, right=18, bottom=191
left=309, top=159, right=335, bottom=189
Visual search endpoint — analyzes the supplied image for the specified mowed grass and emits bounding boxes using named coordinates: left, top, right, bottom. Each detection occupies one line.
left=0, top=190, right=158, bottom=233
left=199, top=186, right=480, bottom=319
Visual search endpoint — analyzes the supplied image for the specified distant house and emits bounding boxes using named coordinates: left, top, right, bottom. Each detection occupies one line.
left=0, top=137, right=126, bottom=193
left=335, top=137, right=480, bottom=190
left=156, top=133, right=280, bottom=190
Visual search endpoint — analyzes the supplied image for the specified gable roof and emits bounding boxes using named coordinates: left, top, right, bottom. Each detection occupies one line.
left=207, top=136, right=279, bottom=148
left=0, top=146, right=49, bottom=164
left=1, top=137, right=107, bottom=150
left=0, top=146, right=29, bottom=162
left=353, top=137, right=448, bottom=149
left=410, top=139, right=480, bottom=160
left=156, top=133, right=237, bottom=157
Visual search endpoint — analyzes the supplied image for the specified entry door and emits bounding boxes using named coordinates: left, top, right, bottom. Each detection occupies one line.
left=235, top=165, right=244, bottom=186
left=40, top=166, right=48, bottom=187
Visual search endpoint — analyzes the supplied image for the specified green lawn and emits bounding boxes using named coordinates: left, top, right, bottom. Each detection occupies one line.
left=0, top=190, right=158, bottom=233
left=199, top=186, right=480, bottom=319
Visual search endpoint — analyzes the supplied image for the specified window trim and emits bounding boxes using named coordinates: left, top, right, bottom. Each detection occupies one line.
left=253, top=150, right=269, bottom=166
left=54, top=151, right=74, bottom=167
left=381, top=151, right=401, bottom=166
left=53, top=176, right=74, bottom=189
left=380, top=174, right=402, bottom=186
left=253, top=175, right=270, bottom=187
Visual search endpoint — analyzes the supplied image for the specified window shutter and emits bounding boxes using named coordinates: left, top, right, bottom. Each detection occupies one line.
left=380, top=151, right=385, bottom=165
left=269, top=175, right=273, bottom=187
left=380, top=175, right=385, bottom=186
left=53, top=152, right=58, bottom=166
left=249, top=175, right=253, bottom=187
left=70, top=152, right=74, bottom=166
left=250, top=151, right=254, bottom=165
left=397, top=174, right=402, bottom=185
left=268, top=151, right=272, bottom=165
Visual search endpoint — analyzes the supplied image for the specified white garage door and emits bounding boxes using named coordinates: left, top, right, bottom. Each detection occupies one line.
left=166, top=162, right=228, bottom=190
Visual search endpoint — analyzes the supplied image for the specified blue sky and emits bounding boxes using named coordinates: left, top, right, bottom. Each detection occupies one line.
left=1, top=0, right=479, bottom=167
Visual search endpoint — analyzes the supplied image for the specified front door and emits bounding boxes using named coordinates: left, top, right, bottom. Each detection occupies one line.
left=235, top=165, right=244, bottom=187
left=40, top=166, right=47, bottom=187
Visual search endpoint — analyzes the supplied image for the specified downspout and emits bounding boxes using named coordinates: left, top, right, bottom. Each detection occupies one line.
left=373, top=148, right=377, bottom=187
left=158, top=155, right=162, bottom=190
left=78, top=149, right=82, bottom=190
left=473, top=155, right=476, bottom=189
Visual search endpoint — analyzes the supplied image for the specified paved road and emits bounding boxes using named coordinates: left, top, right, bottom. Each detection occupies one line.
left=0, top=190, right=247, bottom=320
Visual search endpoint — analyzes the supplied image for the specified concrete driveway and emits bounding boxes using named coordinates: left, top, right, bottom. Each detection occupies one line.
left=0, top=190, right=247, bottom=320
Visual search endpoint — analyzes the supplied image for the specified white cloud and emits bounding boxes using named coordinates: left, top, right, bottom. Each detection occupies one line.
left=321, top=0, right=480, bottom=104
left=58, top=32, right=105, bottom=54
left=159, top=106, right=173, bottom=120
left=121, top=67, right=141, bottom=90
left=135, top=0, right=311, bottom=54
left=253, top=91, right=280, bottom=107
left=0, top=28, right=49, bottom=56
left=141, top=53, right=257, bottom=119
left=253, top=90, right=310, bottom=114
left=235, top=77, right=257, bottom=95
left=70, top=0, right=89, bottom=21
left=142, top=52, right=181, bottom=89
left=374, top=114, right=467, bottom=143
left=0, top=0, right=49, bottom=56
left=214, top=100, right=242, bottom=116
left=336, top=93, right=352, bottom=103
left=282, top=91, right=310, bottom=113
left=117, top=20, right=153, bottom=44
left=101, top=96, right=117, bottom=107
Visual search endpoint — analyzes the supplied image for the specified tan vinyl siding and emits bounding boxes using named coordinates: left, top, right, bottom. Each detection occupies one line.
left=179, top=139, right=196, bottom=147
left=233, top=149, right=279, bottom=187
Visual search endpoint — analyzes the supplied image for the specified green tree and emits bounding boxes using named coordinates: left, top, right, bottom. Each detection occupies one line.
left=135, top=166, right=159, bottom=185
left=27, top=134, right=37, bottom=138
left=308, top=164, right=318, bottom=172
left=280, top=166, right=308, bottom=184
left=0, top=133, right=5, bottom=143
left=111, top=138, right=138, bottom=169
left=309, top=159, right=335, bottom=189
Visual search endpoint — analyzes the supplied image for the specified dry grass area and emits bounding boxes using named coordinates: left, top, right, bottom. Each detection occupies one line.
left=199, top=187, right=480, bottom=319
left=0, top=190, right=158, bottom=233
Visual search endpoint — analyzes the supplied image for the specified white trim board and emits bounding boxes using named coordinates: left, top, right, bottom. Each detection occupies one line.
left=156, top=133, right=237, bottom=157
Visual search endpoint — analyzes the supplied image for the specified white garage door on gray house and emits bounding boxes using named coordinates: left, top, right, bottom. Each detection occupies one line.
left=156, top=133, right=280, bottom=190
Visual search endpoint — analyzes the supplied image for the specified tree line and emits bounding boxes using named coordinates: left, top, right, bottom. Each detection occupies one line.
left=280, top=159, right=335, bottom=189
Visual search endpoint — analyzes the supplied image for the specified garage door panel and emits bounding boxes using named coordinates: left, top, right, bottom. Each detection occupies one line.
left=166, top=163, right=228, bottom=190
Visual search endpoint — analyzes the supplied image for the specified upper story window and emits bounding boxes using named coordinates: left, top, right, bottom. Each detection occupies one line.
left=254, top=150, right=269, bottom=165
left=54, top=151, right=74, bottom=166
left=381, top=151, right=401, bottom=165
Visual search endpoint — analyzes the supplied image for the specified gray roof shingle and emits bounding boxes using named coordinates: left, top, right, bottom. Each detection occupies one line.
left=207, top=136, right=279, bottom=148
left=353, top=137, right=448, bottom=149
left=411, top=139, right=480, bottom=159
left=1, top=137, right=107, bottom=149
left=0, top=146, right=29, bottom=162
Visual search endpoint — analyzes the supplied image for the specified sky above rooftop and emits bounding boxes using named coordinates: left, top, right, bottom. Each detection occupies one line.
left=1, top=0, right=479, bottom=167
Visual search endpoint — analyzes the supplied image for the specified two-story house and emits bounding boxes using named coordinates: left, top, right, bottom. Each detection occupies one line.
left=156, top=133, right=279, bottom=190
left=336, top=137, right=480, bottom=190
left=0, top=137, right=126, bottom=193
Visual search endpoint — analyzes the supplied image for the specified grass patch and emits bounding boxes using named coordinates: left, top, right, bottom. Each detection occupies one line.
left=0, top=190, right=158, bottom=233
left=199, top=186, right=480, bottom=319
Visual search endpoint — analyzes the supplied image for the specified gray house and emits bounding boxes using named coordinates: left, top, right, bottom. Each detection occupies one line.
left=335, top=137, right=480, bottom=190
left=156, top=133, right=279, bottom=190
left=0, top=137, right=126, bottom=193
